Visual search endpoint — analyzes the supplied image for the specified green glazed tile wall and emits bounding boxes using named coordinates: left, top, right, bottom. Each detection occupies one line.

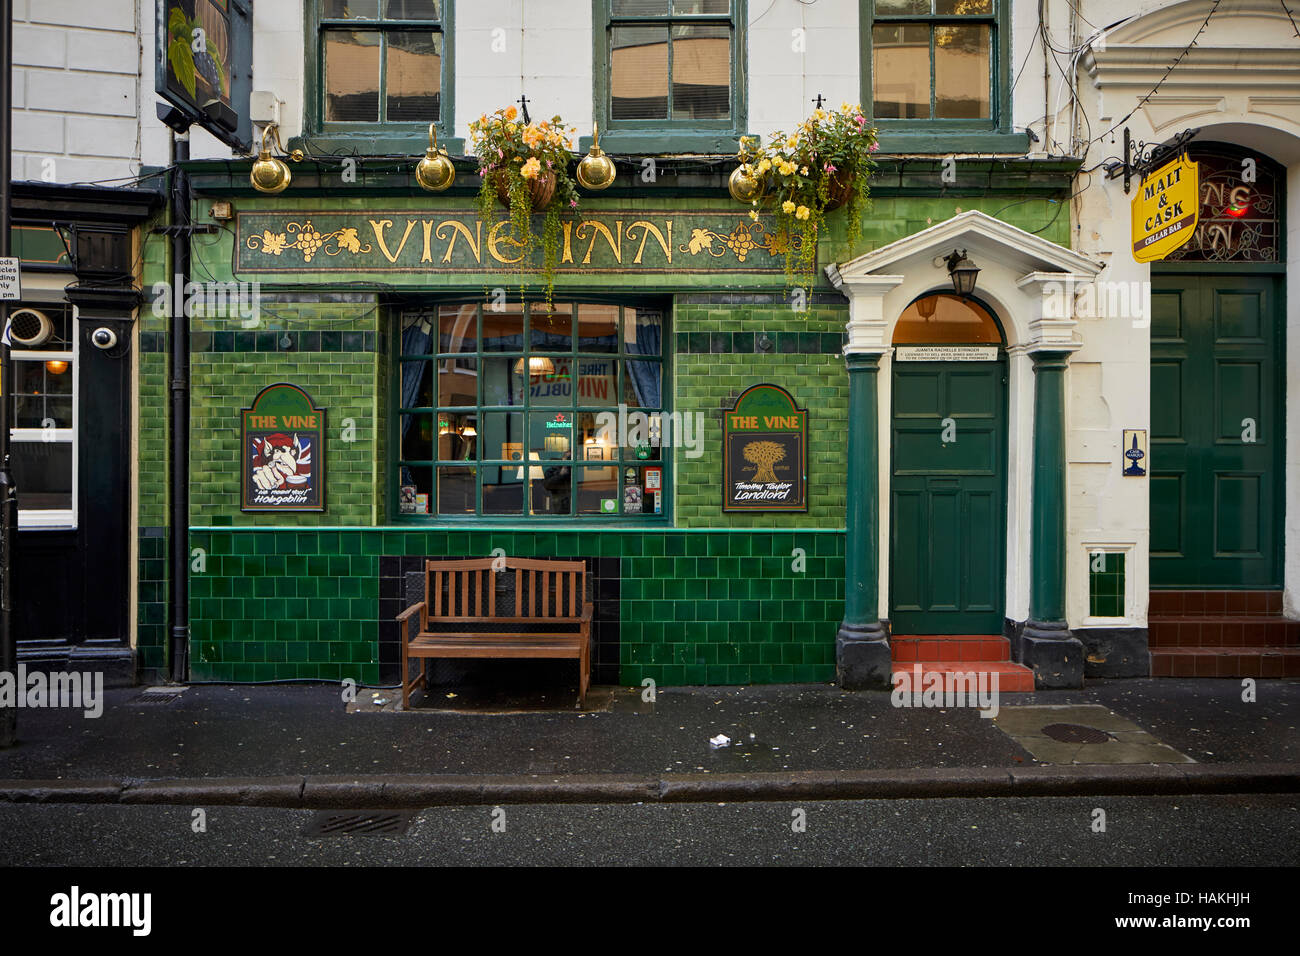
left=190, top=346, right=380, bottom=526
left=672, top=302, right=848, bottom=529
left=183, top=529, right=843, bottom=685
left=135, top=193, right=1062, bottom=681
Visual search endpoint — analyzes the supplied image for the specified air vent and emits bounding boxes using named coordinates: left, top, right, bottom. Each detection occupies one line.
left=133, top=687, right=186, bottom=705
left=8, top=308, right=53, bottom=347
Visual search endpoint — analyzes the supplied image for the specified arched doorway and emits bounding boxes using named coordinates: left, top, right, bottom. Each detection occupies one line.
left=889, top=292, right=1008, bottom=634
left=1150, top=143, right=1286, bottom=588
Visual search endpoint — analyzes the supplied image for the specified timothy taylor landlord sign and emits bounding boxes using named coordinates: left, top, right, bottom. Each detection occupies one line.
left=723, top=384, right=807, bottom=512
left=1131, top=153, right=1199, bottom=262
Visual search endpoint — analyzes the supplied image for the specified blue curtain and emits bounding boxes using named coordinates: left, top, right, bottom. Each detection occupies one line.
left=399, top=313, right=433, bottom=487
left=626, top=308, right=661, bottom=410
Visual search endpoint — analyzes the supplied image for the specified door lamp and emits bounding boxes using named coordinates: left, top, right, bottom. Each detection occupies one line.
left=943, top=249, right=980, bottom=297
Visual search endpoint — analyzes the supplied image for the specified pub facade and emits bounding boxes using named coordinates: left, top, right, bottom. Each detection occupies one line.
left=115, top=0, right=1298, bottom=693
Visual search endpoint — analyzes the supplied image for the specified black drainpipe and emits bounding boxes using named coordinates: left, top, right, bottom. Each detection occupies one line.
left=168, top=133, right=190, bottom=683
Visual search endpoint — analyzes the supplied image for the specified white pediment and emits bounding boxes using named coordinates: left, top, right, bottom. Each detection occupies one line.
left=827, top=209, right=1102, bottom=284
left=1104, top=0, right=1300, bottom=47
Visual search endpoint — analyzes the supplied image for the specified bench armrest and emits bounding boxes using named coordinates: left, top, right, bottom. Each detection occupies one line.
left=396, top=602, right=424, bottom=625
left=579, top=604, right=593, bottom=623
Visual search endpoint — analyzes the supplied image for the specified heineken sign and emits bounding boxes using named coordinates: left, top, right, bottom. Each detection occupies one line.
left=723, top=384, right=808, bottom=512
left=235, top=208, right=792, bottom=275
left=241, top=383, right=326, bottom=512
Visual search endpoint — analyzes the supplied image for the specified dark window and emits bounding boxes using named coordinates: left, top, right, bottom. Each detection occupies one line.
left=318, top=0, right=445, bottom=124
left=597, top=0, right=746, bottom=150
left=397, top=301, right=667, bottom=519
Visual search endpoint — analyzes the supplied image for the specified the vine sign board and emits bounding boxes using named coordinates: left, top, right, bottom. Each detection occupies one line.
left=723, top=384, right=808, bottom=513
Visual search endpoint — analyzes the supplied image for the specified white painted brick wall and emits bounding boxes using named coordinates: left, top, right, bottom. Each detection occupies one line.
left=11, top=0, right=142, bottom=184
left=11, top=0, right=1063, bottom=177
left=14, top=111, right=64, bottom=153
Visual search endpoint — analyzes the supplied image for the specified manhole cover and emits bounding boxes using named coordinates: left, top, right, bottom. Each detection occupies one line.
left=303, top=810, right=416, bottom=836
left=1041, top=723, right=1112, bottom=744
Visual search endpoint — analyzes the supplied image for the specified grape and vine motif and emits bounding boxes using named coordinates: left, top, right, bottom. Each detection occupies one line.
left=245, top=221, right=372, bottom=263
left=680, top=221, right=794, bottom=263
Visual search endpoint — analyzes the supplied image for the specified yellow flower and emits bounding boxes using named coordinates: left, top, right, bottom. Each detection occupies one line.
left=504, top=106, right=518, bottom=121
left=781, top=200, right=796, bottom=214
left=749, top=209, right=759, bottom=221
left=756, top=158, right=772, bottom=173
left=813, top=108, right=826, bottom=121
left=521, top=156, right=542, bottom=180
left=795, top=205, right=810, bottom=220
left=841, top=101, right=852, bottom=112
left=800, top=166, right=809, bottom=175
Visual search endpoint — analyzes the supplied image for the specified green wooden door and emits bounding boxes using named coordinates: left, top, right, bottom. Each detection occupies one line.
left=890, top=360, right=1007, bottom=633
left=1150, top=274, right=1285, bottom=587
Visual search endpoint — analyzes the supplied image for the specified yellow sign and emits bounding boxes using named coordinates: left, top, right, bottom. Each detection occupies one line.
left=1131, top=154, right=1199, bottom=262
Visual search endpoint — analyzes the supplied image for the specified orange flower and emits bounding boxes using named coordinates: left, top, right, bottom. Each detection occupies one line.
left=520, top=156, right=542, bottom=180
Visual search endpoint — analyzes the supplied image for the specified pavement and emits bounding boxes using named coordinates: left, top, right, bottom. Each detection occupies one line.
left=0, top=678, right=1296, bottom=807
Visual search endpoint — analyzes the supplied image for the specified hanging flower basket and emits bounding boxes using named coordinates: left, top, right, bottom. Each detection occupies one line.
left=493, top=169, right=556, bottom=211
left=736, top=104, right=880, bottom=290
left=820, top=165, right=854, bottom=212
left=470, top=106, right=580, bottom=307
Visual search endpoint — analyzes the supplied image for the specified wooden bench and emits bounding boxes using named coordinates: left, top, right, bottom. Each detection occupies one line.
left=396, top=557, right=592, bottom=709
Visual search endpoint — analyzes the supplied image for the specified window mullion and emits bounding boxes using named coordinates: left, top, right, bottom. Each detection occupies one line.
left=928, top=23, right=936, bottom=120
left=666, top=23, right=675, bottom=120
left=377, top=28, right=389, bottom=123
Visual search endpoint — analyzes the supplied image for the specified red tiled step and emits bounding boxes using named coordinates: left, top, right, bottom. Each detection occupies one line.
left=1149, top=618, right=1300, bottom=648
left=890, top=660, right=1036, bottom=693
left=891, top=635, right=1011, bottom=663
left=1149, top=590, right=1284, bottom=617
left=1150, top=646, right=1300, bottom=678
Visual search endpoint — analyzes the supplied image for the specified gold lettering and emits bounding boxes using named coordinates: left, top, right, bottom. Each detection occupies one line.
left=369, top=218, right=418, bottom=263
left=487, top=220, right=526, bottom=264
left=421, top=220, right=434, bottom=263
left=436, top=220, right=483, bottom=264
left=625, top=220, right=672, bottom=264
left=561, top=220, right=573, bottom=264
left=576, top=220, right=622, bottom=264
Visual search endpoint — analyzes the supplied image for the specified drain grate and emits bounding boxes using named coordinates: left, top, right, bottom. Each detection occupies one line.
left=1041, top=722, right=1112, bottom=744
left=133, top=689, right=184, bottom=705
left=303, top=810, right=416, bottom=836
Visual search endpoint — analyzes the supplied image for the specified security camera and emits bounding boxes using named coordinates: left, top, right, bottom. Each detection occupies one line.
left=91, top=327, right=118, bottom=350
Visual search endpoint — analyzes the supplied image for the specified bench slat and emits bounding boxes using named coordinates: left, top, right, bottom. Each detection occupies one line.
left=415, top=631, right=584, bottom=641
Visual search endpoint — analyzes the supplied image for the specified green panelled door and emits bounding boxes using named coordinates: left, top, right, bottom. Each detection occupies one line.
left=1150, top=274, right=1285, bottom=587
left=890, top=360, right=1007, bottom=633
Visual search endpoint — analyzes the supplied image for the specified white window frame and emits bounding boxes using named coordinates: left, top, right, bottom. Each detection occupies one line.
left=11, top=332, right=78, bottom=532
left=1081, top=542, right=1133, bottom=627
